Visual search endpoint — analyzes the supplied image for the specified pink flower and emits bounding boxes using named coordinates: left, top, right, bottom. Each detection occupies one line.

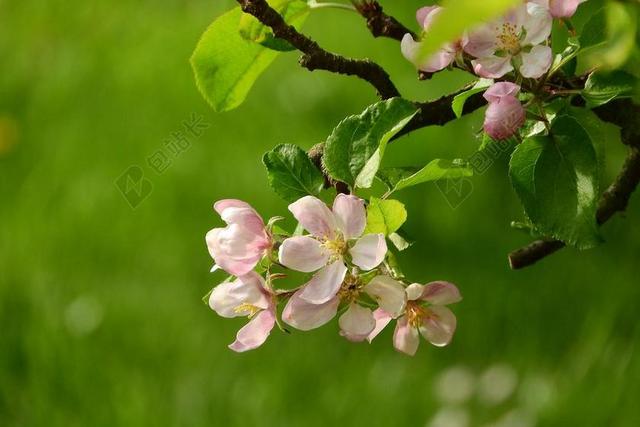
left=464, top=2, right=553, bottom=78
left=533, top=0, right=585, bottom=18
left=283, top=275, right=406, bottom=341
left=368, top=281, right=461, bottom=356
left=401, top=6, right=462, bottom=73
left=205, top=199, right=271, bottom=277
left=482, top=82, right=525, bottom=140
left=278, top=195, right=387, bottom=305
left=208, top=272, right=276, bottom=352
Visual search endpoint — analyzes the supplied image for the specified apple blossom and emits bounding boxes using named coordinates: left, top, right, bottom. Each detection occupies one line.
left=482, top=82, right=526, bottom=140
left=208, top=272, right=276, bottom=352
left=464, top=2, right=553, bottom=78
left=368, top=281, right=461, bottom=356
left=401, top=6, right=462, bottom=73
left=278, top=194, right=386, bottom=305
left=205, top=199, right=272, bottom=277
left=282, top=274, right=406, bottom=341
left=534, top=0, right=585, bottom=18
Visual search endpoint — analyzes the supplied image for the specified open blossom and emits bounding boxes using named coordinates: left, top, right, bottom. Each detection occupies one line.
left=534, top=0, right=585, bottom=18
left=368, top=281, right=461, bottom=356
left=208, top=272, right=276, bottom=352
left=483, top=82, right=526, bottom=140
left=464, top=2, right=552, bottom=78
left=283, top=274, right=406, bottom=341
left=205, top=199, right=271, bottom=276
left=278, top=194, right=386, bottom=305
left=401, top=6, right=462, bottom=73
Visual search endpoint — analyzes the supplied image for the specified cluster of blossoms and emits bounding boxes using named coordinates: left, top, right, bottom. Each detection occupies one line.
left=401, top=0, right=585, bottom=140
left=205, top=195, right=461, bottom=355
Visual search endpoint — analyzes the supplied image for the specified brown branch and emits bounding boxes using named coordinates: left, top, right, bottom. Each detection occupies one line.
left=237, top=0, right=399, bottom=99
left=508, top=99, right=640, bottom=270
left=393, top=92, right=486, bottom=141
left=352, top=1, right=416, bottom=41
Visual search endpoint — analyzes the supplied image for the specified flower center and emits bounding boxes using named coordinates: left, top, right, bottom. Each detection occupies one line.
left=496, top=22, right=521, bottom=54
left=337, top=275, right=361, bottom=303
left=234, top=303, right=261, bottom=318
left=321, top=235, right=347, bottom=261
left=406, top=301, right=427, bottom=328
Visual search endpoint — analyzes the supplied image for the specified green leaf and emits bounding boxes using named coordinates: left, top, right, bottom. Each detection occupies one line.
left=478, top=134, right=517, bottom=151
left=323, top=98, right=418, bottom=189
left=582, top=70, right=637, bottom=108
left=417, top=0, right=521, bottom=60
left=579, top=7, right=607, bottom=51
left=509, top=116, right=601, bottom=249
left=565, top=106, right=621, bottom=183
left=364, top=198, right=407, bottom=236
left=191, top=3, right=308, bottom=112
left=262, top=144, right=325, bottom=202
left=389, top=232, right=413, bottom=251
left=452, top=79, right=492, bottom=118
left=578, top=3, right=637, bottom=72
left=239, top=0, right=309, bottom=52
left=378, top=159, right=473, bottom=195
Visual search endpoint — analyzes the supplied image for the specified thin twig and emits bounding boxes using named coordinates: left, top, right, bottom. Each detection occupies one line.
left=236, top=0, right=400, bottom=99
left=352, top=0, right=416, bottom=41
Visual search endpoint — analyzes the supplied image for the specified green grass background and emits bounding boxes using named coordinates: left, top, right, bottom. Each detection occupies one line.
left=1, top=0, right=639, bottom=426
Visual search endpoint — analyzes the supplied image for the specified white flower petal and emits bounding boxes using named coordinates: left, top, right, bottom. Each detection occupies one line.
left=463, top=24, right=499, bottom=58
left=471, top=56, right=514, bottom=79
left=339, top=303, right=376, bottom=342
left=332, top=194, right=366, bottom=240
left=282, top=292, right=339, bottom=331
left=213, top=199, right=252, bottom=215
left=364, top=275, right=406, bottom=317
left=393, top=317, right=420, bottom=356
left=349, top=234, right=387, bottom=270
left=288, top=196, right=337, bottom=239
left=228, top=308, right=276, bottom=352
left=421, top=281, right=462, bottom=305
left=519, top=45, right=552, bottom=78
left=405, top=283, right=425, bottom=301
left=209, top=273, right=269, bottom=318
left=298, top=260, right=347, bottom=305
left=419, top=305, right=457, bottom=347
left=278, top=236, right=328, bottom=273
left=523, top=2, right=552, bottom=45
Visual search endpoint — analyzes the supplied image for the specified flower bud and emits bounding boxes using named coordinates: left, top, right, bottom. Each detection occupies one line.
left=482, top=83, right=525, bottom=140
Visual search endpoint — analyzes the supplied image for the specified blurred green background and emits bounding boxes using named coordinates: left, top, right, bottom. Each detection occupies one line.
left=1, top=0, right=639, bottom=426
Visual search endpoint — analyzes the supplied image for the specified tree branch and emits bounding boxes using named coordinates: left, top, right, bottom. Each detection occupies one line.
left=508, top=99, right=640, bottom=270
left=352, top=0, right=415, bottom=41
left=237, top=0, right=400, bottom=99
left=393, top=92, right=486, bottom=141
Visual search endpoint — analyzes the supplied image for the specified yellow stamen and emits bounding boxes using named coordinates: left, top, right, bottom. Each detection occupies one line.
left=234, top=303, right=261, bottom=318
left=320, top=235, right=347, bottom=262
left=337, top=274, right=361, bottom=303
left=496, top=22, right=521, bottom=54
left=406, top=301, right=428, bottom=328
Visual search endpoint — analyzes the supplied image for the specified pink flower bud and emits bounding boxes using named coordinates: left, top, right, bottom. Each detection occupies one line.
left=482, top=83, right=525, bottom=140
